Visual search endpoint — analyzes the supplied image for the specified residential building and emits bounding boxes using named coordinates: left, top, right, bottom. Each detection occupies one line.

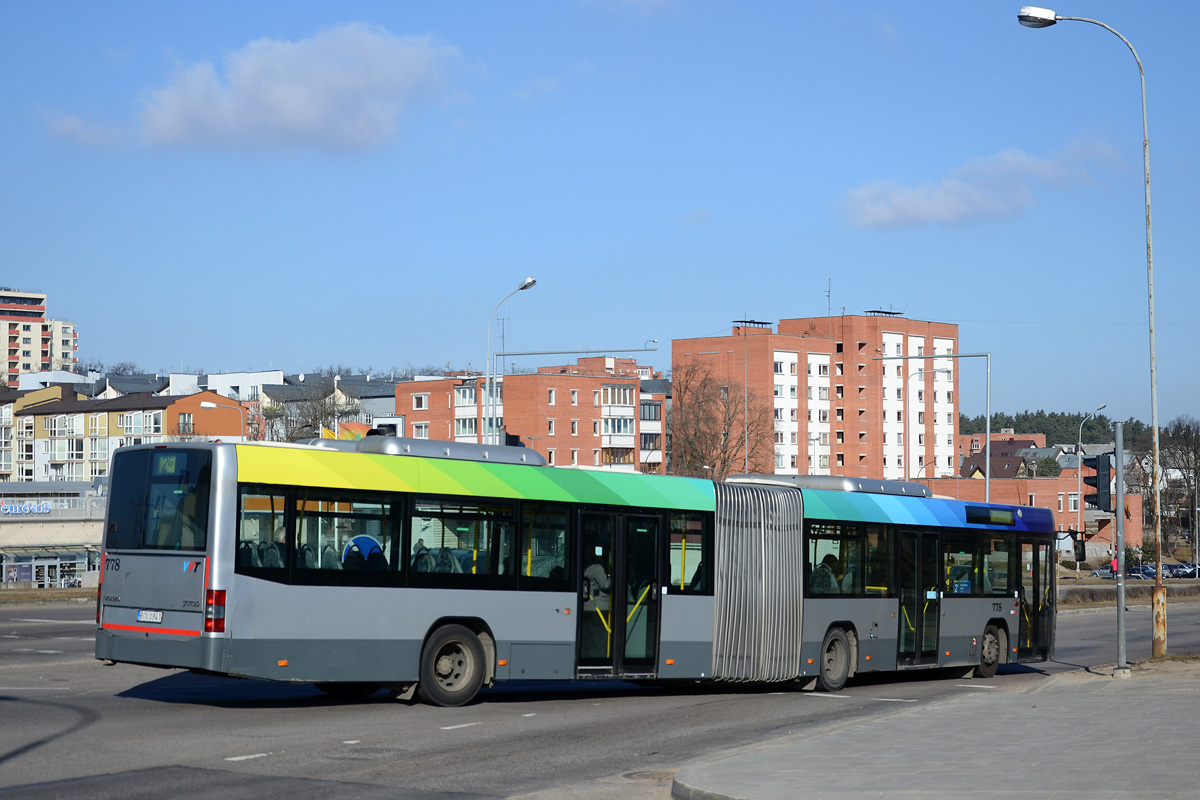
left=1, top=288, right=79, bottom=380
left=393, top=358, right=656, bottom=472
left=8, top=388, right=245, bottom=482
left=672, top=313, right=958, bottom=481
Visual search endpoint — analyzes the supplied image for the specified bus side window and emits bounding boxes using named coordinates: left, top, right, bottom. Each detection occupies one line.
left=519, top=502, right=570, bottom=591
left=667, top=511, right=708, bottom=595
left=237, top=487, right=287, bottom=575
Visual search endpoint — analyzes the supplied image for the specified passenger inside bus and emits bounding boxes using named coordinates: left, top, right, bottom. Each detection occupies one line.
left=810, top=554, right=843, bottom=595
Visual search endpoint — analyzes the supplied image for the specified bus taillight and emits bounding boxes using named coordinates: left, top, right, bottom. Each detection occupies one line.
left=204, top=589, right=227, bottom=633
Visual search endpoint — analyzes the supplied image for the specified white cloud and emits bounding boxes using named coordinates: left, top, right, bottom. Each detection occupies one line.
left=137, top=23, right=460, bottom=152
left=44, top=111, right=125, bottom=147
left=844, top=147, right=1097, bottom=229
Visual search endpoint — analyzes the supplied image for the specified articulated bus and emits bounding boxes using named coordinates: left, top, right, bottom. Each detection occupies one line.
left=95, top=437, right=1055, bottom=706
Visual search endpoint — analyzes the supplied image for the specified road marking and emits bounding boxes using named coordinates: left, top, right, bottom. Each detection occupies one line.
left=343, top=740, right=361, bottom=744
left=14, top=619, right=95, bottom=625
left=440, top=722, right=481, bottom=730
left=521, top=713, right=537, bottom=717
left=957, top=684, right=999, bottom=689
left=873, top=698, right=917, bottom=703
left=226, top=753, right=271, bottom=762
left=808, top=693, right=851, bottom=699
left=0, top=687, right=69, bottom=691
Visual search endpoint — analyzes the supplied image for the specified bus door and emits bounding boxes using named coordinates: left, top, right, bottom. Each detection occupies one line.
left=1017, top=540, right=1055, bottom=660
left=577, top=512, right=661, bottom=676
left=898, top=530, right=940, bottom=667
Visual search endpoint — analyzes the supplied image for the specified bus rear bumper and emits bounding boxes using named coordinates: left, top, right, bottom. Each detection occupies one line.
left=96, top=629, right=223, bottom=673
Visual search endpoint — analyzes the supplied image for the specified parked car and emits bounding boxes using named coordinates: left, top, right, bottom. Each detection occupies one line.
left=1176, top=564, right=1199, bottom=579
left=1089, top=567, right=1114, bottom=579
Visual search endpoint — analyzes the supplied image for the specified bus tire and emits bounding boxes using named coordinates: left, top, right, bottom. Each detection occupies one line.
left=417, top=624, right=486, bottom=707
left=817, top=627, right=851, bottom=692
left=975, top=624, right=1005, bottom=679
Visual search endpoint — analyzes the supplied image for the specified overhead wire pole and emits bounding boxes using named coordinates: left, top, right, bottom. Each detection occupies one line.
left=875, top=352, right=991, bottom=502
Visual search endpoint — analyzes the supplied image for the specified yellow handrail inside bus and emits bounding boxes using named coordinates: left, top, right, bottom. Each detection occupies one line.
left=679, top=534, right=687, bottom=591
left=627, top=583, right=651, bottom=623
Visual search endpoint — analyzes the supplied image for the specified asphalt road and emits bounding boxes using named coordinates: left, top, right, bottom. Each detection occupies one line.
left=1, top=599, right=1197, bottom=799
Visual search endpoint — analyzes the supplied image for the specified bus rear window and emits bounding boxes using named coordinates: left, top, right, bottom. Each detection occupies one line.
left=105, top=448, right=212, bottom=551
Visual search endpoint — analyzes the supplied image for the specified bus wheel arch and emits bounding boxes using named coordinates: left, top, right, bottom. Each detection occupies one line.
left=975, top=621, right=1008, bottom=679
left=817, top=625, right=855, bottom=692
left=416, top=620, right=492, bottom=707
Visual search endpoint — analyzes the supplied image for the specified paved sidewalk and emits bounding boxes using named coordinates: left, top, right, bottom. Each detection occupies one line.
left=672, top=659, right=1200, bottom=800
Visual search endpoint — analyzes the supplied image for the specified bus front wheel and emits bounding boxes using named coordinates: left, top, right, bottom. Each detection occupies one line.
left=417, top=624, right=486, bottom=707
left=817, top=627, right=851, bottom=692
left=975, top=624, right=1005, bottom=679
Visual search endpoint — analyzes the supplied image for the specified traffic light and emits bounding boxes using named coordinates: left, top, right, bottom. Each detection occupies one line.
left=1082, top=453, right=1113, bottom=512
left=1072, top=533, right=1087, bottom=562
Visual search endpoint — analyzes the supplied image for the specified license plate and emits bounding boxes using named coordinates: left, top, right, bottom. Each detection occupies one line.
left=136, top=609, right=164, bottom=624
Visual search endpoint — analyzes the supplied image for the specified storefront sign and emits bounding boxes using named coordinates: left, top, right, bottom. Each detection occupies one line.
left=1, top=503, right=53, bottom=515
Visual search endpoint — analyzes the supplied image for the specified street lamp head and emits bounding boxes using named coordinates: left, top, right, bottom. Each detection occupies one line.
left=518, top=277, right=537, bottom=291
left=1097, top=403, right=1108, bottom=412
left=1018, top=6, right=1058, bottom=28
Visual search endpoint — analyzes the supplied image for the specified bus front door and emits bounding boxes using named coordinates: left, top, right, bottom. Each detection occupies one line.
left=898, top=530, right=940, bottom=667
left=1017, top=540, right=1056, bottom=660
left=577, top=512, right=661, bottom=677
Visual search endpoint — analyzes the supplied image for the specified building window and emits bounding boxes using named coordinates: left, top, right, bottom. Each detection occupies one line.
left=571, top=389, right=578, bottom=406
left=571, top=420, right=579, bottom=436
left=571, top=449, right=578, bottom=465
left=774, top=361, right=784, bottom=374
left=455, top=418, right=477, bottom=437
left=548, top=389, right=556, bottom=406
left=454, top=387, right=476, bottom=406
left=1068, top=493, right=1079, bottom=512
left=818, top=387, right=829, bottom=400
left=593, top=390, right=600, bottom=406
left=548, top=419, right=556, bottom=436
left=640, top=402, right=661, bottom=421
left=413, top=394, right=429, bottom=411
left=412, top=422, right=429, bottom=439
left=593, top=421, right=600, bottom=436
left=1058, top=493, right=1064, bottom=512
left=547, top=449, right=555, bottom=466
left=774, top=384, right=783, bottom=397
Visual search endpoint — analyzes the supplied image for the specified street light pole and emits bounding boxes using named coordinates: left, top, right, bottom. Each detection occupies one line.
left=1019, top=6, right=1165, bottom=655
left=484, top=277, right=536, bottom=445
left=199, top=400, right=246, bottom=441
left=1076, top=403, right=1107, bottom=541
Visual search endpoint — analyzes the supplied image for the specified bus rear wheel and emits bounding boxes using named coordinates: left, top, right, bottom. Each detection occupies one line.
left=975, top=624, right=1005, bottom=679
left=817, top=627, right=851, bottom=692
left=417, top=624, right=486, bottom=707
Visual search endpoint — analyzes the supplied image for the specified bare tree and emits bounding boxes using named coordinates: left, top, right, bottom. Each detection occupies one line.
left=1159, top=416, right=1200, bottom=559
left=109, top=361, right=141, bottom=375
left=263, top=367, right=363, bottom=442
left=667, top=361, right=773, bottom=481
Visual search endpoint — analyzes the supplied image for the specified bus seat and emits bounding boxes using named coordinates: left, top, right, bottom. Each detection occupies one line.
left=238, top=541, right=261, bottom=569
left=296, top=544, right=317, bottom=569
left=366, top=547, right=388, bottom=571
left=321, top=545, right=342, bottom=569
left=259, top=542, right=283, bottom=569
left=343, top=544, right=367, bottom=570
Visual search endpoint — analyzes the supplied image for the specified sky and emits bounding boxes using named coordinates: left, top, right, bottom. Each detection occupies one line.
left=3, top=1, right=1197, bottom=425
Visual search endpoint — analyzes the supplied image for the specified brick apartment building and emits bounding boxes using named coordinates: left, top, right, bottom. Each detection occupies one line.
left=393, top=357, right=667, bottom=473
left=673, top=313, right=958, bottom=481
left=1, top=288, right=78, bottom=380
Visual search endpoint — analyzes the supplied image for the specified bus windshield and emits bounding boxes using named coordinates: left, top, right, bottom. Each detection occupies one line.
left=106, top=447, right=212, bottom=551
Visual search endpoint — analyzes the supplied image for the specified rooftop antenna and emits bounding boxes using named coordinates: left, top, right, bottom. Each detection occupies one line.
left=826, top=279, right=832, bottom=317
